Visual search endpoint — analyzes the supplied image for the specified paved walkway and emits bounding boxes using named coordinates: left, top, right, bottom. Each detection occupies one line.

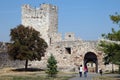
left=69, top=73, right=120, bottom=80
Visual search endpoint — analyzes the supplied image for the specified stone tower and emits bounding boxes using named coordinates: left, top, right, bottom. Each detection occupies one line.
left=21, top=4, right=58, bottom=45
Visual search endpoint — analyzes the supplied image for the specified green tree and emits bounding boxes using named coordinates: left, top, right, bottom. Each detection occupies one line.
left=8, top=24, right=48, bottom=70
left=112, top=43, right=120, bottom=73
left=46, top=54, right=58, bottom=77
left=99, top=41, right=116, bottom=72
left=99, top=13, right=120, bottom=73
left=110, top=13, right=120, bottom=25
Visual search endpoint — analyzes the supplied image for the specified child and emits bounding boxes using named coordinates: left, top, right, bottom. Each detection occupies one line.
left=99, top=69, right=102, bottom=76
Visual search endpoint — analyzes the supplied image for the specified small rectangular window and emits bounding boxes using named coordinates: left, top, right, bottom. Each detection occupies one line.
left=65, top=47, right=71, bottom=54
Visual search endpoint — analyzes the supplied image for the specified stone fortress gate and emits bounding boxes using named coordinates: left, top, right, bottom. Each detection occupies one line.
left=0, top=3, right=117, bottom=72
left=21, top=4, right=106, bottom=72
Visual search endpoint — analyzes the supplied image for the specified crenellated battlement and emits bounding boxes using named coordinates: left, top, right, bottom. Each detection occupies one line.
left=22, top=4, right=57, bottom=18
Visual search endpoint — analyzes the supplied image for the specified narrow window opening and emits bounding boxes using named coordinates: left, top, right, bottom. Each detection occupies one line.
left=50, top=38, right=51, bottom=44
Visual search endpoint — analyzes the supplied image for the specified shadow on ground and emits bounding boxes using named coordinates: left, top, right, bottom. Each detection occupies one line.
left=113, top=75, right=120, bottom=78
left=11, top=68, right=45, bottom=72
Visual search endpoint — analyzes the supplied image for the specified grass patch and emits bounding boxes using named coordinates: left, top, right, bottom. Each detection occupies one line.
left=93, top=76, right=120, bottom=80
left=0, top=75, right=72, bottom=80
left=0, top=68, right=74, bottom=80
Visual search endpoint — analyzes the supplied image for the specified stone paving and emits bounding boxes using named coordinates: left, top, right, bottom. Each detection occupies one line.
left=69, top=73, right=120, bottom=80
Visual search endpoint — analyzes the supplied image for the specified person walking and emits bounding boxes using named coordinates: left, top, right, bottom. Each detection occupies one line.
left=79, top=65, right=83, bottom=77
left=84, top=65, right=88, bottom=77
left=99, top=69, right=103, bottom=76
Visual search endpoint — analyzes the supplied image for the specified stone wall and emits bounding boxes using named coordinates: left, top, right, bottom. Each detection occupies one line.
left=0, top=42, right=25, bottom=68
left=64, top=32, right=75, bottom=41
left=22, top=4, right=58, bottom=45
left=0, top=42, right=8, bottom=52
left=44, top=40, right=102, bottom=71
left=0, top=52, right=25, bottom=68
left=0, top=40, right=118, bottom=72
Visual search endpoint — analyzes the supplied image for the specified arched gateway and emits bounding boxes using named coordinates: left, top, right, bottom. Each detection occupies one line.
left=84, top=52, right=98, bottom=73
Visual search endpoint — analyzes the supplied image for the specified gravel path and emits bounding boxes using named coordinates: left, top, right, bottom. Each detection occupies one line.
left=69, top=73, right=120, bottom=80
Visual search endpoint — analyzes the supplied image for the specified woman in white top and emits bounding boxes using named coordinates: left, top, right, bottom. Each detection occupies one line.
left=79, top=65, right=83, bottom=77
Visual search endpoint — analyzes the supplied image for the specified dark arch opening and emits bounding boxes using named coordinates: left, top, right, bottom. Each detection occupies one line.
left=84, top=52, right=98, bottom=73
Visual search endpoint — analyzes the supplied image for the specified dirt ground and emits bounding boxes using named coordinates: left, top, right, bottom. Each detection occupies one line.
left=0, top=68, right=46, bottom=77
left=0, top=68, right=74, bottom=77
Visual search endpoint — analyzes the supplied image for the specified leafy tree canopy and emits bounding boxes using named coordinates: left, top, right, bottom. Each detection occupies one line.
left=8, top=24, right=48, bottom=61
left=110, top=13, right=120, bottom=24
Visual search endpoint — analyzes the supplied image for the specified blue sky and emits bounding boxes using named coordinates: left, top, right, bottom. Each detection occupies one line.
left=0, top=0, right=120, bottom=42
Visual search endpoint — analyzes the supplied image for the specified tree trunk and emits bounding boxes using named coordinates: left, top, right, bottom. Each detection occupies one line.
left=25, top=59, right=28, bottom=71
left=112, top=63, right=114, bottom=73
left=119, top=64, right=120, bottom=74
